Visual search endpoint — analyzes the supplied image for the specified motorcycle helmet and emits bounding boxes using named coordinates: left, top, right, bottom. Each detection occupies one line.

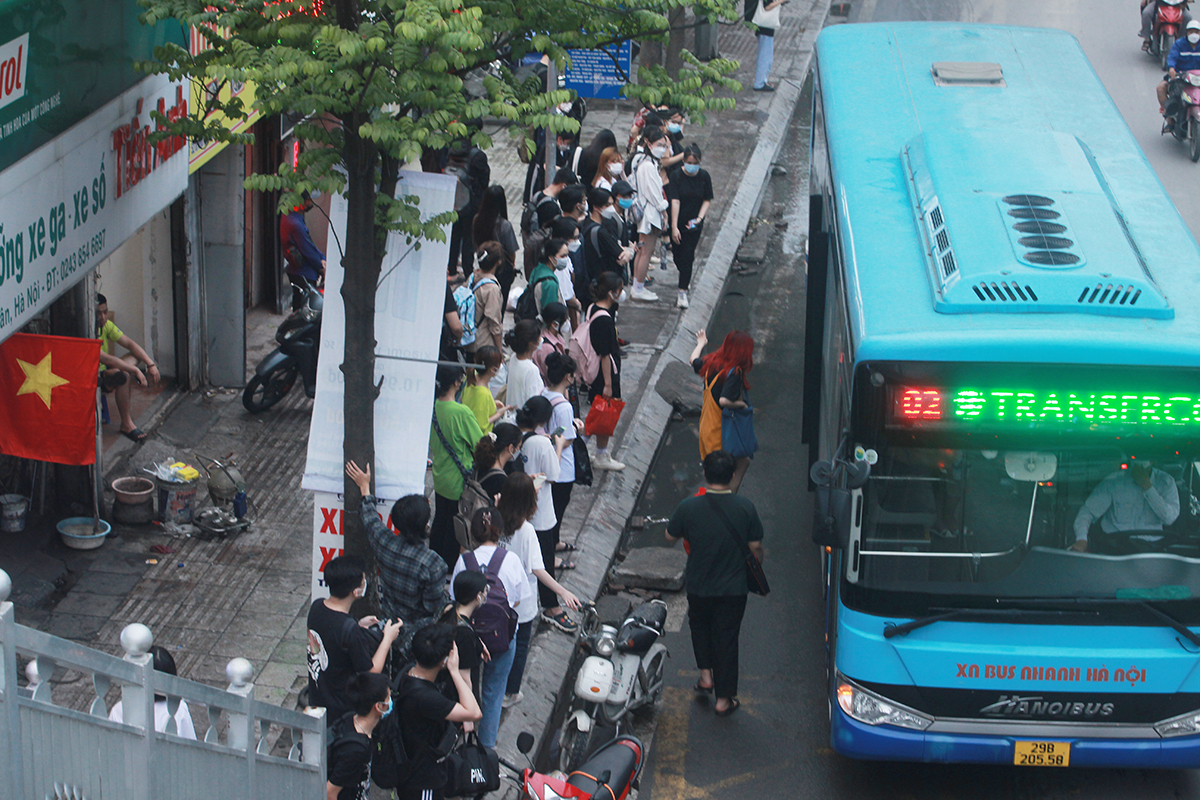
left=1189, top=20, right=1200, bottom=44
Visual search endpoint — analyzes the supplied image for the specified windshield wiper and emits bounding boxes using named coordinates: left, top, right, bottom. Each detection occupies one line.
left=1005, top=597, right=1200, bottom=649
left=882, top=607, right=1078, bottom=639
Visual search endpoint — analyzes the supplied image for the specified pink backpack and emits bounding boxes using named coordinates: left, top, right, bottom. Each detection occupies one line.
left=567, top=307, right=612, bottom=385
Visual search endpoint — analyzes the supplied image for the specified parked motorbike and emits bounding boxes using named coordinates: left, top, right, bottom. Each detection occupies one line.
left=1151, top=0, right=1189, bottom=69
left=1163, top=69, right=1200, bottom=161
left=243, top=278, right=322, bottom=412
left=500, top=730, right=644, bottom=800
left=558, top=600, right=668, bottom=773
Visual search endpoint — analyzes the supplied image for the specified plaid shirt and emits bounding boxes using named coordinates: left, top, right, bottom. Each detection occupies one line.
left=362, top=497, right=448, bottom=625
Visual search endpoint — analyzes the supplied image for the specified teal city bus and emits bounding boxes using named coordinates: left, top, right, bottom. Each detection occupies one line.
left=804, top=22, right=1200, bottom=767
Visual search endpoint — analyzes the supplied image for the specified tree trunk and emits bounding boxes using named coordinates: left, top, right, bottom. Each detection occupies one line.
left=340, top=114, right=383, bottom=578
left=641, top=39, right=662, bottom=70
left=665, top=6, right=687, bottom=78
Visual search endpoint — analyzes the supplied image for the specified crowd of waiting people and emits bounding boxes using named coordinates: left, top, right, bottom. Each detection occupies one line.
left=308, top=102, right=748, bottom=800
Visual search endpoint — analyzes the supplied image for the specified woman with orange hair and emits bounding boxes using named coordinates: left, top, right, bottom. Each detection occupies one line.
left=690, top=329, right=756, bottom=492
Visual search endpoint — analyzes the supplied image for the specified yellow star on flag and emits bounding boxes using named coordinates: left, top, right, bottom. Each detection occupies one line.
left=16, top=353, right=71, bottom=410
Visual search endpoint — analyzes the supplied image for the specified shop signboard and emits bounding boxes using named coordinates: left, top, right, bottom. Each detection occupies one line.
left=0, top=73, right=189, bottom=342
left=187, top=23, right=262, bottom=173
left=0, top=0, right=187, bottom=175
left=564, top=41, right=632, bottom=100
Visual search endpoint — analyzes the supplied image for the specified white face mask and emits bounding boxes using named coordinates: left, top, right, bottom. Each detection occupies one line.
left=558, top=102, right=573, bottom=114
left=617, top=289, right=628, bottom=303
left=567, top=239, right=582, bottom=253
left=556, top=256, right=571, bottom=269
left=601, top=205, right=619, bottom=220
left=651, top=145, right=668, bottom=159
left=1190, top=32, right=1200, bottom=44
left=609, top=162, right=624, bottom=176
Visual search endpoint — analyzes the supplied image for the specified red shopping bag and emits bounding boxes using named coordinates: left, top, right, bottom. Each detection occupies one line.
left=585, top=396, right=626, bottom=438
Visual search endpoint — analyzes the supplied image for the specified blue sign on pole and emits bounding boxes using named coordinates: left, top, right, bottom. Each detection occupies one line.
left=564, top=41, right=633, bottom=99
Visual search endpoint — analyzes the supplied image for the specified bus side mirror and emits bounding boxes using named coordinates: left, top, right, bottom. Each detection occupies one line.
left=812, top=485, right=852, bottom=548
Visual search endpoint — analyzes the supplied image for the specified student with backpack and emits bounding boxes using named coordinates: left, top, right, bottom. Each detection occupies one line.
left=430, top=366, right=486, bottom=568
left=532, top=303, right=569, bottom=383
left=571, top=272, right=627, bottom=471
left=472, top=423, right=522, bottom=501
left=395, top=624, right=483, bottom=800
left=307, top=556, right=402, bottom=726
left=519, top=167, right=576, bottom=245
left=439, top=570, right=491, bottom=706
left=519, top=237, right=567, bottom=321
left=494, top=472, right=582, bottom=709
left=326, top=672, right=391, bottom=800
left=456, top=243, right=504, bottom=357
left=451, top=506, right=530, bottom=748
left=581, top=188, right=634, bottom=304
left=472, top=186, right=520, bottom=314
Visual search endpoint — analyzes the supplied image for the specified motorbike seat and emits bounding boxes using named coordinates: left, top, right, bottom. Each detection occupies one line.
left=567, top=739, right=641, bottom=800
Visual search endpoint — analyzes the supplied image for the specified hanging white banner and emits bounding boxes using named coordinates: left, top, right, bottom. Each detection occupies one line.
left=302, top=170, right=455, bottom=500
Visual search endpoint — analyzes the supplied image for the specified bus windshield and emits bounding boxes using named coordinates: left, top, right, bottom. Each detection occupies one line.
left=854, top=444, right=1200, bottom=599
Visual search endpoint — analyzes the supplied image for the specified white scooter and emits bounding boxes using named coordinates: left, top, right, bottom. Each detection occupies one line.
left=558, top=600, right=669, bottom=772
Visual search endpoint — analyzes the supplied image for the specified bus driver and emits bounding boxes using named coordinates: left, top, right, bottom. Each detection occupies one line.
left=1070, top=457, right=1180, bottom=552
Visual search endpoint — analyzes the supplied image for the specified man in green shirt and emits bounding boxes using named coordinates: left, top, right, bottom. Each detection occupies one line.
left=665, top=450, right=764, bottom=716
left=97, top=293, right=160, bottom=442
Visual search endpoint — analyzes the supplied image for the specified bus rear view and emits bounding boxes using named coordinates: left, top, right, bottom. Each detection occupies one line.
left=806, top=23, right=1200, bottom=768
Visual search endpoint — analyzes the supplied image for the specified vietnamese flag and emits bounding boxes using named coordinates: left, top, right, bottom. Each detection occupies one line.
left=0, top=333, right=101, bottom=465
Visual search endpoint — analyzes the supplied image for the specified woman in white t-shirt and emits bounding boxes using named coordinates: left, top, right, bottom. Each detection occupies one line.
left=496, top=472, right=581, bottom=707
left=540, top=351, right=585, bottom=561
left=107, top=645, right=197, bottom=740
left=451, top=505, right=530, bottom=748
left=504, top=319, right=545, bottom=418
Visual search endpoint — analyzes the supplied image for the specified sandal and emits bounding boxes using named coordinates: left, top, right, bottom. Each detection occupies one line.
left=555, top=559, right=577, bottom=571
left=693, top=681, right=714, bottom=697
left=715, top=698, right=740, bottom=717
left=1143, top=38, right=1152, bottom=52
left=121, top=428, right=148, bottom=443
left=556, top=542, right=579, bottom=553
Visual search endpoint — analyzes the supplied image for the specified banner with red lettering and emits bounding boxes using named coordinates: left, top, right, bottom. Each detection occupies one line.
left=311, top=492, right=395, bottom=600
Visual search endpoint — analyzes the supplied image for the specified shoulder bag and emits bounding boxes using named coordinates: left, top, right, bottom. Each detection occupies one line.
left=441, top=730, right=501, bottom=797
left=704, top=494, right=769, bottom=596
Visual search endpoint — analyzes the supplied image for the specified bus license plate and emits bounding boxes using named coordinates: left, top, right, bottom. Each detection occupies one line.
left=1013, top=741, right=1070, bottom=767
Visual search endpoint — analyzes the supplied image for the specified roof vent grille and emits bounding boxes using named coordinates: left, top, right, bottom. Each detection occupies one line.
left=999, top=195, right=1085, bottom=270
left=1078, top=283, right=1142, bottom=307
left=973, top=281, right=1039, bottom=304
left=931, top=62, right=1005, bottom=87
left=921, top=198, right=959, bottom=289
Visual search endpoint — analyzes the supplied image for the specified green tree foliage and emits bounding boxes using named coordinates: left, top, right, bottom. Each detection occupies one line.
left=138, top=0, right=741, bottom=566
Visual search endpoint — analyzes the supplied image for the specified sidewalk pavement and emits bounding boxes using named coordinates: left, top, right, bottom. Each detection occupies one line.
left=0, top=0, right=825, bottom=773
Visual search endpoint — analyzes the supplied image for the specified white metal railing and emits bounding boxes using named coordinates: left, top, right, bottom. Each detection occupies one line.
left=0, top=569, right=326, bottom=799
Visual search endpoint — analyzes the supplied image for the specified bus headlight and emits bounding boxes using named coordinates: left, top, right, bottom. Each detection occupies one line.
left=836, top=675, right=933, bottom=730
left=1155, top=708, right=1200, bottom=737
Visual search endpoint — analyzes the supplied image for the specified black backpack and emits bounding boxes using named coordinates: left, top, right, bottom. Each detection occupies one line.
left=509, top=431, right=539, bottom=473
left=515, top=274, right=556, bottom=322
left=462, top=549, right=519, bottom=655
left=370, top=702, right=412, bottom=791
left=520, top=193, right=557, bottom=237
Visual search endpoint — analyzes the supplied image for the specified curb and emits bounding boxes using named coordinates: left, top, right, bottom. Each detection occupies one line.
left=491, top=0, right=830, bottom=781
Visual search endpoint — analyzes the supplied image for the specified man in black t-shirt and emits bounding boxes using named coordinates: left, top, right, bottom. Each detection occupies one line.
left=665, top=451, right=764, bottom=717
left=327, top=672, right=391, bottom=800
left=440, top=284, right=464, bottom=362
left=396, top=623, right=483, bottom=800
left=308, top=556, right=402, bottom=725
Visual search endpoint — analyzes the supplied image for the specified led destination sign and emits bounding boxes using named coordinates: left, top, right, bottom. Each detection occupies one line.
left=894, top=387, right=1200, bottom=430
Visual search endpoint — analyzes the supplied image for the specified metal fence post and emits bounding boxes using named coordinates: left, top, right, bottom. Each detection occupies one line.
left=226, top=657, right=256, bottom=792
left=0, top=570, right=24, bottom=800
left=121, top=623, right=155, bottom=800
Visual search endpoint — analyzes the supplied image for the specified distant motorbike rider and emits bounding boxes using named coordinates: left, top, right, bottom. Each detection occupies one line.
left=1142, top=0, right=1193, bottom=50
left=1158, top=20, right=1200, bottom=117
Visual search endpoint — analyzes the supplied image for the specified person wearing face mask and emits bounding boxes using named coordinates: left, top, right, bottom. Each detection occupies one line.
left=307, top=555, right=403, bottom=726
left=577, top=129, right=618, bottom=187
left=1160, top=20, right=1200, bottom=118
left=581, top=187, right=634, bottom=304
left=473, top=423, right=522, bottom=501
left=533, top=302, right=570, bottom=382
left=586, top=272, right=628, bottom=470
left=593, top=146, right=627, bottom=191
left=661, top=109, right=688, bottom=168
left=667, top=144, right=714, bottom=310
left=326, top=672, right=392, bottom=800
left=607, top=180, right=639, bottom=248
left=550, top=212, right=585, bottom=329
left=525, top=128, right=582, bottom=202
left=528, top=237, right=568, bottom=316
left=629, top=129, right=671, bottom=302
